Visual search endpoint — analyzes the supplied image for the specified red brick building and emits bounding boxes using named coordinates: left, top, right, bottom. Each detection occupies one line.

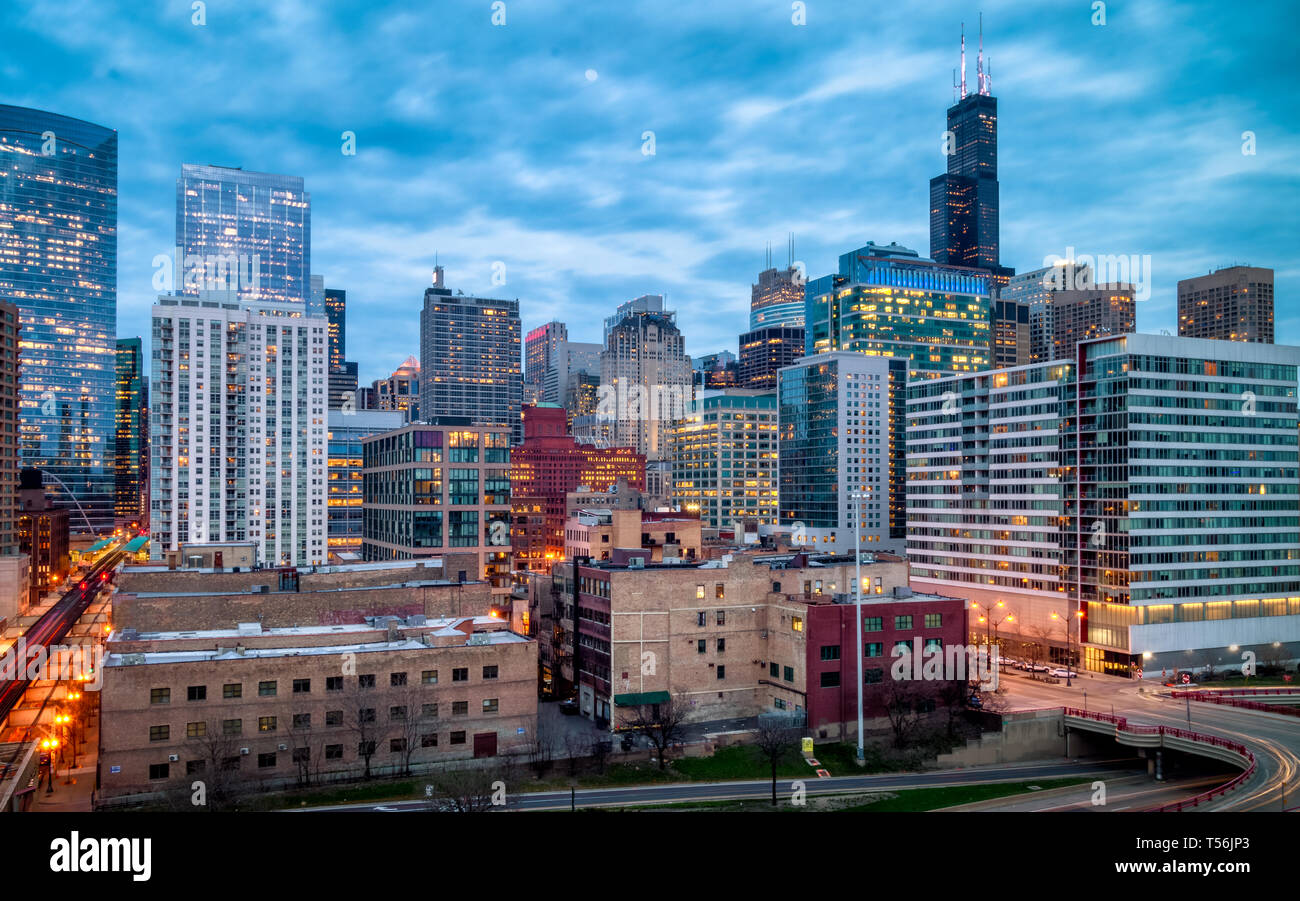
left=802, top=588, right=969, bottom=739
left=510, top=405, right=644, bottom=571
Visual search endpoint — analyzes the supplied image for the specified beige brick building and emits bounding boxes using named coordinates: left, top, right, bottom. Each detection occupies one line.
left=99, top=615, right=536, bottom=805
left=534, top=550, right=916, bottom=726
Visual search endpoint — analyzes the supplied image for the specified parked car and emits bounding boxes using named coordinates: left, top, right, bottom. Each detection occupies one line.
left=559, top=699, right=579, bottom=716
left=1049, top=668, right=1079, bottom=679
left=1031, top=663, right=1050, bottom=673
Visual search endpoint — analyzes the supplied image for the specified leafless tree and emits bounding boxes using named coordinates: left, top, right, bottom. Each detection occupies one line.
left=753, top=713, right=801, bottom=806
left=348, top=686, right=380, bottom=780
left=884, top=680, right=934, bottom=749
left=589, top=737, right=611, bottom=774
left=527, top=719, right=557, bottom=777
left=392, top=686, right=438, bottom=776
left=426, top=760, right=512, bottom=812
left=563, top=731, right=591, bottom=776
left=184, top=725, right=245, bottom=811
left=617, top=692, right=691, bottom=770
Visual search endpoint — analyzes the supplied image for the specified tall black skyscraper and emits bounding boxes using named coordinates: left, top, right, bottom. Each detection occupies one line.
left=929, top=22, right=1007, bottom=278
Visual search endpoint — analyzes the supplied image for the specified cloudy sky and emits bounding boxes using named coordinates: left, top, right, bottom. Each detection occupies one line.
left=2, top=0, right=1295, bottom=384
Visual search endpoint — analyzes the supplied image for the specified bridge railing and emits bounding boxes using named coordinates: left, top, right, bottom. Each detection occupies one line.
left=1059, top=707, right=1257, bottom=811
left=1170, top=690, right=1300, bottom=717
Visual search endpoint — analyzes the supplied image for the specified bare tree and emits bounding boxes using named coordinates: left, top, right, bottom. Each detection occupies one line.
left=426, top=760, right=511, bottom=812
left=884, top=680, right=933, bottom=749
left=589, top=737, right=611, bottom=775
left=617, top=692, right=690, bottom=770
left=348, top=686, right=380, bottom=780
left=184, top=725, right=245, bottom=811
left=393, top=686, right=438, bottom=776
left=753, top=713, right=801, bottom=806
left=527, top=719, right=557, bottom=778
left=563, top=731, right=591, bottom=776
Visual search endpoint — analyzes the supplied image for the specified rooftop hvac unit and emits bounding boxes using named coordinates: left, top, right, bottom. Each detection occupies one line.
left=892, top=586, right=913, bottom=599
left=239, top=747, right=250, bottom=755
left=168, top=754, right=179, bottom=762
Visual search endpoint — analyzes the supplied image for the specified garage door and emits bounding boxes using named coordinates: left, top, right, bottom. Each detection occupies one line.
left=472, top=732, right=497, bottom=758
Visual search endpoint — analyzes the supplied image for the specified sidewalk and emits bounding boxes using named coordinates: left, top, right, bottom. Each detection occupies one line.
left=28, top=705, right=98, bottom=813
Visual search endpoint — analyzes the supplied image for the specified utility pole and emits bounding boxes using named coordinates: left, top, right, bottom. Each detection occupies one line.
left=850, top=491, right=866, bottom=764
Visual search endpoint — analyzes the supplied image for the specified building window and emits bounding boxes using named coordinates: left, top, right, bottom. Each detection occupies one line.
left=391, top=672, right=408, bottom=687
left=148, top=763, right=170, bottom=780
left=774, top=698, right=787, bottom=710
left=717, top=638, right=726, bottom=653
left=482, top=665, right=498, bottom=680
left=450, top=731, right=466, bottom=745
left=186, top=760, right=205, bottom=776
left=452, top=701, right=468, bottom=716
left=924, top=613, right=943, bottom=628
left=258, top=753, right=276, bottom=769
left=894, top=640, right=912, bottom=654
left=293, top=713, right=311, bottom=729
left=783, top=666, right=794, bottom=683
left=150, top=725, right=169, bottom=742
left=863, top=617, right=882, bottom=632
left=187, top=685, right=206, bottom=702
left=697, top=639, right=706, bottom=654
left=186, top=722, right=206, bottom=738
left=258, top=716, right=277, bottom=732
left=325, top=744, right=343, bottom=760
left=258, top=680, right=277, bottom=697
left=820, top=645, right=840, bottom=661
left=358, top=709, right=376, bottom=723
left=696, top=584, right=705, bottom=599
left=150, top=688, right=170, bottom=705
left=715, top=583, right=725, bottom=599
left=421, top=733, right=438, bottom=748
left=293, top=678, right=311, bottom=694
left=422, top=670, right=438, bottom=685
left=222, top=719, right=241, bottom=735
left=326, top=710, right=343, bottom=727
left=769, top=662, right=779, bottom=678
left=716, top=610, right=726, bottom=626
left=358, top=674, right=375, bottom=689
left=422, top=703, right=438, bottom=718
left=292, top=748, right=310, bottom=765
left=696, top=612, right=706, bottom=627
left=864, top=668, right=884, bottom=684
left=482, top=698, right=499, bottom=714
left=925, top=638, right=942, bottom=651
left=326, top=676, right=343, bottom=692
left=791, top=616, right=803, bottom=633
left=390, top=706, right=407, bottom=720
left=357, top=740, right=376, bottom=757
left=222, top=683, right=241, bottom=699
left=866, top=642, right=883, bottom=658
left=390, top=738, right=407, bottom=754
left=820, top=671, right=841, bottom=688
left=894, top=615, right=912, bottom=631
left=716, top=666, right=726, bottom=680
left=452, top=668, right=468, bottom=682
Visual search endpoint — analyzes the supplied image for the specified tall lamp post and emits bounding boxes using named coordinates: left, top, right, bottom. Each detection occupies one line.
left=850, top=491, right=868, bottom=764
left=1050, top=607, right=1084, bottom=687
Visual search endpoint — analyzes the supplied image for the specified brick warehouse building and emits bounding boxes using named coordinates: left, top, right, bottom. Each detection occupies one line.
left=510, top=404, right=644, bottom=572
left=532, top=548, right=967, bottom=735
left=99, top=614, right=536, bottom=804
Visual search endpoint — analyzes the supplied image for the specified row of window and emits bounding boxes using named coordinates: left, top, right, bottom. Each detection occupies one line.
left=148, top=667, right=499, bottom=703
left=149, top=699, right=501, bottom=740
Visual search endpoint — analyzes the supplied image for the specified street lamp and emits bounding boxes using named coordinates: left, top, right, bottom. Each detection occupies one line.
left=849, top=490, right=869, bottom=764
left=1050, top=608, right=1085, bottom=687
left=39, top=737, right=59, bottom=794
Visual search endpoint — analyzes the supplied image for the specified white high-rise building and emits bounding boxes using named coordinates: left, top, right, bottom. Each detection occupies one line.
left=599, top=302, right=692, bottom=461
left=150, top=293, right=329, bottom=566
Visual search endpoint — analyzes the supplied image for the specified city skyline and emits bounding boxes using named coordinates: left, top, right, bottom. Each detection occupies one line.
left=1, top=1, right=1295, bottom=386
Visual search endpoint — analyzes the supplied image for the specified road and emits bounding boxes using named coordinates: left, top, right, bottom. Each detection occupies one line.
left=998, top=669, right=1300, bottom=811
left=298, top=758, right=1141, bottom=813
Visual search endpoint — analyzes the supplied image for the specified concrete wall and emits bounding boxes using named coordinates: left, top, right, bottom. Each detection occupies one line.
left=935, top=708, right=1112, bottom=767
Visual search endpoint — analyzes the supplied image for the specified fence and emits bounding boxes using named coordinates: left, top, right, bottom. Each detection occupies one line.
left=1170, top=688, right=1300, bottom=717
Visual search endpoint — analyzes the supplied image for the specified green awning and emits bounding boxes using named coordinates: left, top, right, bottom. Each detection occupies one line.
left=123, top=536, right=148, bottom=553
left=86, top=538, right=113, bottom=552
left=613, top=691, right=670, bottom=707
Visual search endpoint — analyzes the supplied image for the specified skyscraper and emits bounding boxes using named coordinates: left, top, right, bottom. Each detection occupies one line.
left=1000, top=263, right=1136, bottom=362
left=525, top=321, right=566, bottom=406
left=370, top=356, right=420, bottom=421
left=738, top=325, right=805, bottom=390
left=326, top=408, right=405, bottom=559
left=115, top=338, right=148, bottom=528
left=175, top=164, right=311, bottom=305
left=928, top=23, right=1005, bottom=275
left=0, top=302, right=19, bottom=551
left=750, top=240, right=806, bottom=329
left=908, top=334, right=1300, bottom=676
left=600, top=301, right=693, bottom=460
left=150, top=293, right=328, bottom=566
left=670, top=389, right=777, bottom=529
left=1177, top=265, right=1275, bottom=344
left=0, top=105, right=118, bottom=534
left=778, top=351, right=907, bottom=555
left=989, top=298, right=1030, bottom=368
left=805, top=242, right=992, bottom=379
left=325, top=288, right=347, bottom=366
left=419, top=266, right=522, bottom=442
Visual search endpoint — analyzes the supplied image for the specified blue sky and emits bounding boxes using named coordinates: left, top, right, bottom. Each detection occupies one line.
left=3, top=0, right=1296, bottom=384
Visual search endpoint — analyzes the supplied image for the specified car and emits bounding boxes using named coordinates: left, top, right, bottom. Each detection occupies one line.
left=1049, top=668, right=1079, bottom=679
left=558, top=699, right=579, bottom=716
left=1031, top=663, right=1050, bottom=673
left=967, top=693, right=984, bottom=709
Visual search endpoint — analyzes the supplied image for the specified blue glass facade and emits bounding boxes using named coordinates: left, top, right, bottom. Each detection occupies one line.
left=0, top=105, right=117, bottom=533
left=175, top=164, right=311, bottom=305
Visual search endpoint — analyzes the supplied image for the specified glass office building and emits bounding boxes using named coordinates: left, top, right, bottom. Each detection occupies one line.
left=175, top=164, right=311, bottom=305
left=805, top=242, right=991, bottom=380
left=0, top=105, right=118, bottom=534
left=115, top=337, right=147, bottom=527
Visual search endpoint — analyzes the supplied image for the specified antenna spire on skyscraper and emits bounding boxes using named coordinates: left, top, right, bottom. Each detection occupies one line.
left=977, top=13, right=985, bottom=95
left=960, top=23, right=967, bottom=99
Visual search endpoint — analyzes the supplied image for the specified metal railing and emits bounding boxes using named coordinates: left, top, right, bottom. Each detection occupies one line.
left=1169, top=689, right=1300, bottom=718
left=1060, top=707, right=1257, bottom=811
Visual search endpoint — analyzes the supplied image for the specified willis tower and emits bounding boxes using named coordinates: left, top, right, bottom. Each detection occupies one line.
left=929, top=19, right=1012, bottom=285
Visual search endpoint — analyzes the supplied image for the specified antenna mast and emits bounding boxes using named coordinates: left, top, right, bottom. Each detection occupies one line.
left=977, top=13, right=985, bottom=95
left=960, top=23, right=967, bottom=99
